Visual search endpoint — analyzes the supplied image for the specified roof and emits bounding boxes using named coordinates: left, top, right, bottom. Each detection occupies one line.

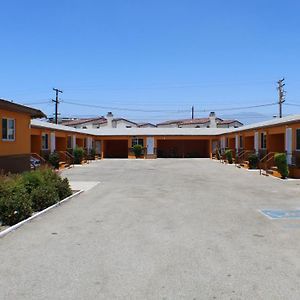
left=112, top=118, right=137, bottom=125
left=228, top=115, right=300, bottom=133
left=31, top=119, right=93, bottom=135
left=218, top=119, right=243, bottom=125
left=0, top=99, right=46, bottom=118
left=83, top=127, right=231, bottom=136
left=157, top=117, right=238, bottom=126
left=31, top=119, right=230, bottom=136
left=31, top=115, right=300, bottom=137
left=138, top=122, right=157, bottom=127
left=62, top=117, right=106, bottom=126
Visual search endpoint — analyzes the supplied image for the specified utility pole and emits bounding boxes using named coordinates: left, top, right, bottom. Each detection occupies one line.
left=191, top=105, right=194, bottom=119
left=277, top=78, right=286, bottom=118
left=52, top=88, right=63, bottom=124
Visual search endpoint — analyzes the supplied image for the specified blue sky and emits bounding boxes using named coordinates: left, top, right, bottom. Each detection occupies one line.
left=1, top=0, right=300, bottom=124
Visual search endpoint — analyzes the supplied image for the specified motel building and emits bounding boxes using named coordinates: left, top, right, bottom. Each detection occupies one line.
left=1, top=98, right=300, bottom=178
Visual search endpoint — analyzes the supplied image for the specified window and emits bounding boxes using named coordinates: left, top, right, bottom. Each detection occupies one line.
left=225, top=138, right=229, bottom=148
left=132, top=137, right=144, bottom=147
left=42, top=133, right=49, bottom=150
left=239, top=136, right=243, bottom=149
left=2, top=118, right=15, bottom=141
left=296, top=129, right=300, bottom=150
left=260, top=132, right=267, bottom=149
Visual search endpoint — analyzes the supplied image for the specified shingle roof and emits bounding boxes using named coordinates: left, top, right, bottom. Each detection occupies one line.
left=0, top=99, right=46, bottom=118
left=62, top=117, right=106, bottom=126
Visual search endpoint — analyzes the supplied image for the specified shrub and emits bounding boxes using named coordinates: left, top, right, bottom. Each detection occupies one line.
left=30, top=184, right=60, bottom=211
left=56, top=177, right=72, bottom=200
left=73, top=147, right=84, bottom=164
left=225, top=149, right=233, bottom=164
left=274, top=153, right=289, bottom=179
left=132, top=144, right=143, bottom=157
left=248, top=153, right=259, bottom=169
left=48, top=152, right=60, bottom=169
left=0, top=177, right=32, bottom=226
left=38, top=168, right=72, bottom=200
left=90, top=148, right=96, bottom=160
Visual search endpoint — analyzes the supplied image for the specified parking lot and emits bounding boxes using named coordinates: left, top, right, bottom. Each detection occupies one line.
left=1, top=159, right=300, bottom=299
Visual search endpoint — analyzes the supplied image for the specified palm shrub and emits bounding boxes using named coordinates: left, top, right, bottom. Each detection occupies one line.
left=73, top=147, right=84, bottom=164
left=225, top=149, right=233, bottom=164
left=132, top=144, right=143, bottom=157
left=0, top=176, right=32, bottom=226
left=248, top=153, right=259, bottom=169
left=48, top=152, right=60, bottom=169
left=274, top=153, right=289, bottom=179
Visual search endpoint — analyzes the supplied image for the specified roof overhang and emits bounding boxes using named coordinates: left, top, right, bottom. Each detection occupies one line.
left=0, top=99, right=46, bottom=118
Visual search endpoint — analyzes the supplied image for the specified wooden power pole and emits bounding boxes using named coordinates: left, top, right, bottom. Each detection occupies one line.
left=52, top=88, right=63, bottom=124
left=277, top=78, right=286, bottom=118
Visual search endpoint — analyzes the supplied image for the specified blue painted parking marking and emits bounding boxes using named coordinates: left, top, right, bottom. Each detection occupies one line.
left=260, top=209, right=300, bottom=219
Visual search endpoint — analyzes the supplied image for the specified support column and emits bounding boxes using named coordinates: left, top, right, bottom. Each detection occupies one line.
left=72, top=135, right=76, bottom=149
left=235, top=134, right=239, bottom=153
left=254, top=132, right=259, bottom=154
left=285, top=128, right=292, bottom=165
left=50, top=132, right=56, bottom=153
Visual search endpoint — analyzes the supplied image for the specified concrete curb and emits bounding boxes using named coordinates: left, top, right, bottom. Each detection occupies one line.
left=0, top=190, right=84, bottom=239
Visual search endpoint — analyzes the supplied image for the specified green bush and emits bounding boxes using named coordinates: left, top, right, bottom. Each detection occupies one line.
left=73, top=147, right=84, bottom=164
left=0, top=177, right=32, bottom=226
left=48, top=152, right=60, bottom=169
left=132, top=144, right=143, bottom=157
left=56, top=177, right=72, bottom=200
left=274, top=153, right=289, bottom=179
left=0, top=168, right=73, bottom=226
left=36, top=168, right=72, bottom=200
left=225, top=149, right=233, bottom=164
left=248, top=153, right=259, bottom=169
left=30, top=184, right=60, bottom=211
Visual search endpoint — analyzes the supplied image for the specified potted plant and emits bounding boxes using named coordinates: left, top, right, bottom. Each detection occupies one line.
left=248, top=153, right=259, bottom=169
left=132, top=144, right=143, bottom=158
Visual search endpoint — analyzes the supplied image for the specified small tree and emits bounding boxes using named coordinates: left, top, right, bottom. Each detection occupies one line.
left=225, top=149, right=233, bottom=164
left=132, top=144, right=143, bottom=158
left=274, top=153, right=289, bottom=179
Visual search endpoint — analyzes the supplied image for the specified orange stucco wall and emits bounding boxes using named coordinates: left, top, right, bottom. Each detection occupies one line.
left=0, top=109, right=31, bottom=156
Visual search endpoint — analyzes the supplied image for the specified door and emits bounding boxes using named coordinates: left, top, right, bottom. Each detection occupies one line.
left=147, top=137, right=154, bottom=155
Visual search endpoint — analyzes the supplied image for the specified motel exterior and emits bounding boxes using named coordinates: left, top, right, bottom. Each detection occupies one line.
left=1, top=99, right=300, bottom=177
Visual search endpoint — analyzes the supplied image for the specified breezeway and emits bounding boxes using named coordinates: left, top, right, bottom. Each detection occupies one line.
left=1, top=159, right=300, bottom=299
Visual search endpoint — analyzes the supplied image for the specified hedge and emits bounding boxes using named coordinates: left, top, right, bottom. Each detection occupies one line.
left=0, top=168, right=72, bottom=226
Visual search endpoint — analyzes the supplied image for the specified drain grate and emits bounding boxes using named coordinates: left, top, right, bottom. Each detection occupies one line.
left=260, top=209, right=300, bottom=219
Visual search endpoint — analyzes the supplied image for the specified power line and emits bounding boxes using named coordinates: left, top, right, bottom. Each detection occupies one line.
left=62, top=99, right=278, bottom=114
left=195, top=102, right=278, bottom=113
left=62, top=100, right=190, bottom=113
